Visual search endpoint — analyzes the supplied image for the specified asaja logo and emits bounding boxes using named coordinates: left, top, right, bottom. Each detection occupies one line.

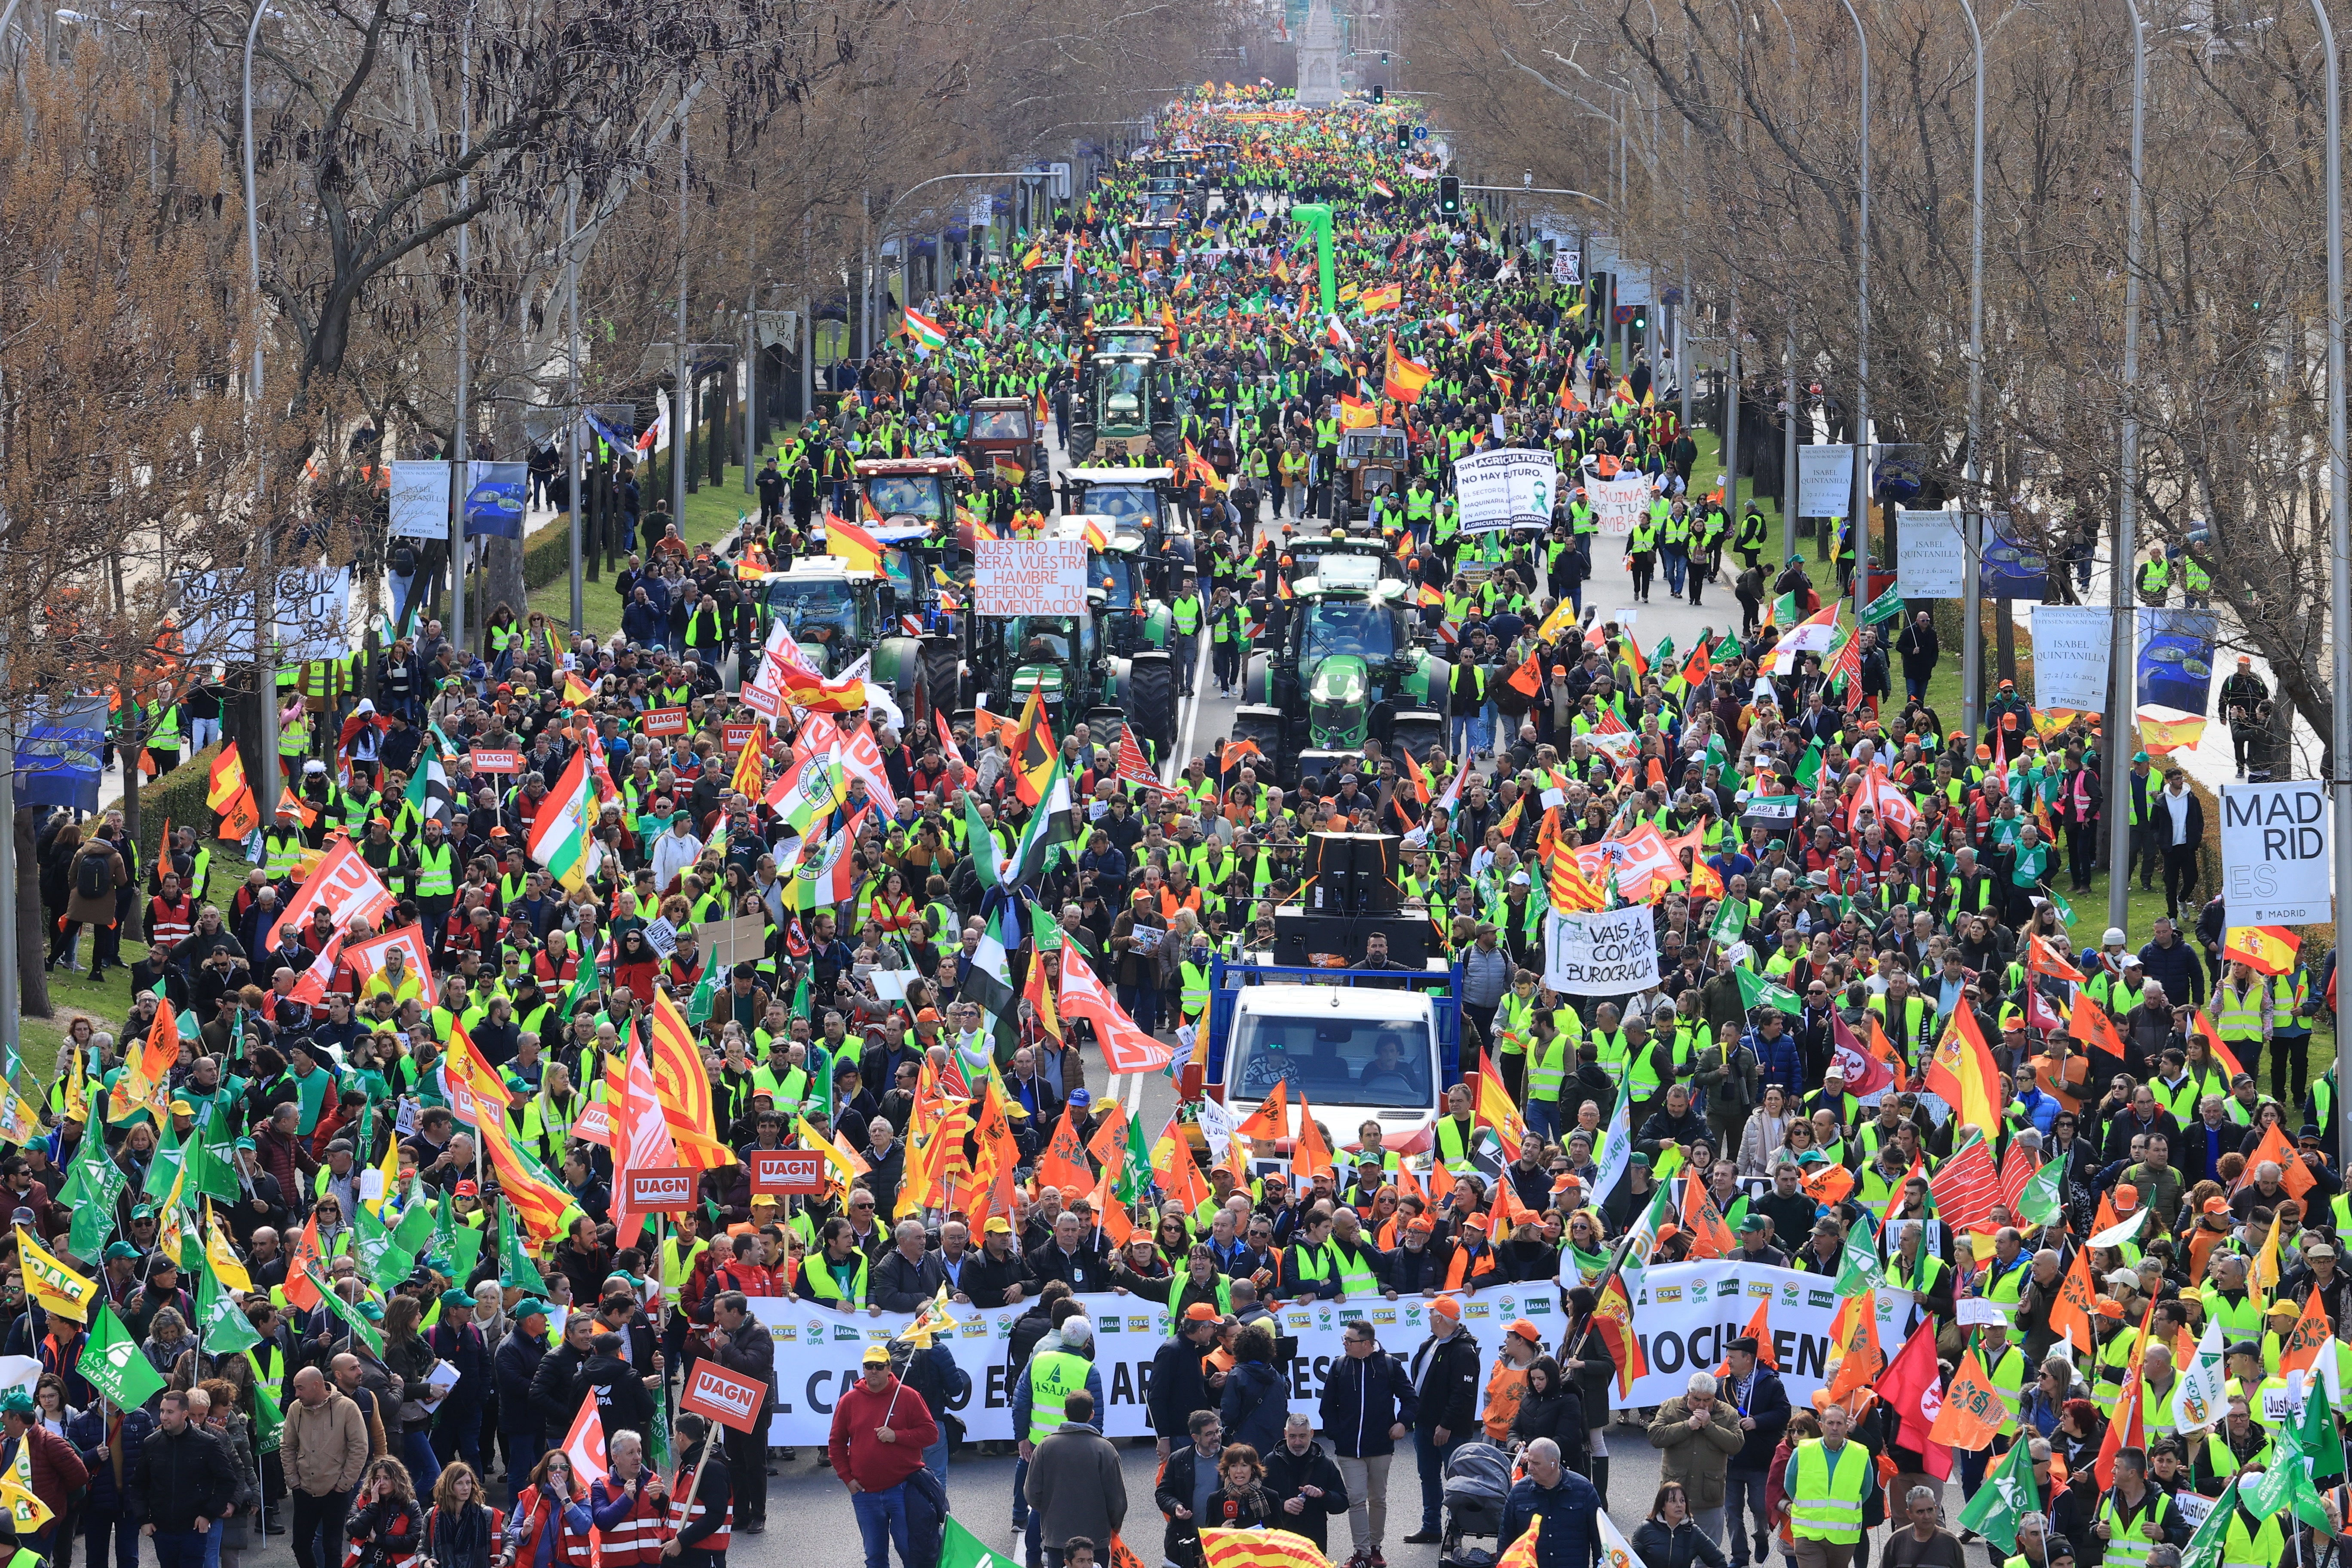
left=1524, top=1298, right=1551, bottom=1315
left=1807, top=1290, right=1835, bottom=1309
left=1338, top=1306, right=1364, bottom=1322
left=833, top=1325, right=861, bottom=1342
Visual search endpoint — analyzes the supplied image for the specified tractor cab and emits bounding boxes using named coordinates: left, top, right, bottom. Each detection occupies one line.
left=1338, top=426, right=1413, bottom=524
left=1050, top=513, right=1170, bottom=655
left=1135, top=224, right=1176, bottom=258
left=759, top=558, right=882, bottom=676
left=1201, top=141, right=1237, bottom=183
left=1285, top=535, right=1412, bottom=588
left=1093, top=322, right=1163, bottom=358
left=1066, top=357, right=1179, bottom=464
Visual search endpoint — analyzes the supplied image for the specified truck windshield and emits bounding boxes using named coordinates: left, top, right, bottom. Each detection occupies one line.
left=968, top=409, right=1027, bottom=439
left=1092, top=553, right=1137, bottom=609
left=865, top=475, right=946, bottom=521
left=765, top=579, right=863, bottom=645
left=1302, top=602, right=1397, bottom=664
left=1228, top=1014, right=1435, bottom=1109
left=1083, top=485, right=1157, bottom=529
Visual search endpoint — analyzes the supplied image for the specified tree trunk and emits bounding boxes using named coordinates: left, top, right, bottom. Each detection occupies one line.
left=16, top=809, right=51, bottom=1022
left=485, top=536, right=527, bottom=628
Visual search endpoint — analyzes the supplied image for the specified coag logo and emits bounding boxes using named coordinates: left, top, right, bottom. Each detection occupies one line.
left=1464, top=1301, right=1490, bottom=1318
left=1286, top=1312, right=1311, bottom=1331
left=774, top=1325, right=798, bottom=1343
left=1372, top=1309, right=1396, bottom=1325
left=1749, top=1281, right=1773, bottom=1298
left=959, top=1320, right=989, bottom=1339
left=1655, top=1287, right=1683, bottom=1305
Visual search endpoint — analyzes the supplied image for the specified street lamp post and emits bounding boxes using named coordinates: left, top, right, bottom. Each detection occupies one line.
left=2103, top=0, right=2150, bottom=933
left=1839, top=0, right=1872, bottom=635
left=1958, top=0, right=1989, bottom=740
left=241, top=0, right=278, bottom=818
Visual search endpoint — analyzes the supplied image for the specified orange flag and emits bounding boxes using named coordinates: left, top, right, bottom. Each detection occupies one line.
left=1236, top=1081, right=1289, bottom=1141
left=2278, top=1289, right=2333, bottom=1376
left=1507, top=649, right=1543, bottom=696
left=1822, top=1293, right=1883, bottom=1402
left=1156, top=1124, right=1211, bottom=1211
left=1926, top=1347, right=2009, bottom=1450
left=1037, top=1103, right=1095, bottom=1194
left=2049, top=1243, right=2101, bottom=1356
left=1090, top=1160, right=1135, bottom=1247
left=2236, top=1120, right=2315, bottom=1197
left=1800, top=1162, right=1856, bottom=1208
left=1085, top=1102, right=1130, bottom=1170
left=282, top=1213, right=323, bottom=1311
left=2071, top=990, right=2132, bottom=1063
left=1716, top=1295, right=1777, bottom=1374
left=1681, top=1175, right=1735, bottom=1258
left=1292, top=1092, right=1334, bottom=1181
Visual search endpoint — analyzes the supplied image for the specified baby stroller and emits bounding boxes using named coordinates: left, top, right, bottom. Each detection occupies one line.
left=1439, top=1439, right=1515, bottom=1568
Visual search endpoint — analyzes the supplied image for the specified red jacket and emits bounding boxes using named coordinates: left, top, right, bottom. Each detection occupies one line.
left=827, top=1375, right=937, bottom=1492
left=8, top=1421, right=89, bottom=1525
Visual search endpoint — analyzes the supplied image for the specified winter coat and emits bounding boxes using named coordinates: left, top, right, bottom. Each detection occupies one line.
left=1645, top=1396, right=1745, bottom=1510
left=1259, top=1438, right=1350, bottom=1555
left=346, top=1495, right=426, bottom=1568
left=131, top=1421, right=239, bottom=1532
left=1024, top=1421, right=1128, bottom=1551
left=65, top=842, right=127, bottom=926
left=1500, top=1472, right=1607, bottom=1568
left=1509, top=1381, right=1585, bottom=1468
left=1148, top=1333, right=1214, bottom=1443
left=282, top=1388, right=369, bottom=1497
left=1408, top=1327, right=1481, bottom=1436
left=582, top=1352, right=655, bottom=1437
left=66, top=1403, right=156, bottom=1510
left=1219, top=1359, right=1288, bottom=1455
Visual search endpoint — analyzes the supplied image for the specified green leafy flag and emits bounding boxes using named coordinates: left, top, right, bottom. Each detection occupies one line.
left=498, top=1198, right=548, bottom=1293
left=306, top=1267, right=388, bottom=1356
left=1795, top=739, right=1825, bottom=790
left=1863, top=583, right=1905, bottom=625
left=940, top=1517, right=998, bottom=1568
left=63, top=1130, right=126, bottom=1261
left=1115, top=1102, right=1152, bottom=1206
left=250, top=1380, right=285, bottom=1455
left=1834, top=1228, right=1887, bottom=1298
left=195, top=1251, right=262, bottom=1355
left=77, top=1304, right=167, bottom=1409
left=686, top=962, right=720, bottom=1028
left=142, top=1122, right=186, bottom=1205
left=371, top=1196, right=438, bottom=1292
left=1771, top=590, right=1799, bottom=627
left=1733, top=968, right=1803, bottom=1017
left=2178, top=1477, right=2238, bottom=1568
left=190, top=1100, right=243, bottom=1204
left=2016, top=1157, right=2066, bottom=1228
left=1710, top=894, right=1747, bottom=948
left=1955, top=1428, right=2040, bottom=1552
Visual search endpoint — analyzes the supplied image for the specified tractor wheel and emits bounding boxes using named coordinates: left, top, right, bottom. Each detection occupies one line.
left=1390, top=709, right=1447, bottom=773
left=875, top=637, right=924, bottom=724
left=1228, top=704, right=1287, bottom=785
left=1127, top=651, right=1178, bottom=769
left=1084, top=703, right=1130, bottom=760
left=1066, top=425, right=1098, bottom=465
left=1150, top=423, right=1182, bottom=460
left=919, top=637, right=965, bottom=727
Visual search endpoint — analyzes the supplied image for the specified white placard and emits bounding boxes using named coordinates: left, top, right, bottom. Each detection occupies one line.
left=389, top=462, right=452, bottom=542
left=1543, top=906, right=1663, bottom=995
left=747, top=1259, right=1883, bottom=1443
left=1894, top=510, right=1966, bottom=599
left=2031, top=606, right=2116, bottom=714
left=1551, top=248, right=1582, bottom=284
left=1452, top=448, right=1560, bottom=533
left=2220, top=780, right=2333, bottom=925
left=1590, top=473, right=1652, bottom=536
left=1796, top=444, right=1860, bottom=519
left=640, top=916, right=680, bottom=958
left=973, top=539, right=1088, bottom=616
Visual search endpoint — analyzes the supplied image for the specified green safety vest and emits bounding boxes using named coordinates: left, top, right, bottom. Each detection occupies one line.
left=1179, top=960, right=1212, bottom=1022
left=1789, top=1440, right=1869, bottom=1544
left=1333, top=1243, right=1380, bottom=1298
left=1026, top=1348, right=1089, bottom=1445
left=1525, top=1033, right=1570, bottom=1104
left=414, top=842, right=456, bottom=897
left=803, top=1250, right=870, bottom=1311
left=2096, top=1491, right=2172, bottom=1568
left=2138, top=559, right=2172, bottom=594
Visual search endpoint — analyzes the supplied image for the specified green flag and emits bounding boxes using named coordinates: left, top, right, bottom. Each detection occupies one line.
left=142, top=1122, right=186, bottom=1204
left=939, top=1516, right=998, bottom=1568
left=1733, top=968, right=1802, bottom=1017
left=498, top=1200, right=548, bottom=1293
left=1710, top=894, right=1747, bottom=947
left=1116, top=1102, right=1152, bottom=1206
left=2179, top=1480, right=2241, bottom=1568
left=1863, top=583, right=1904, bottom=625
left=64, top=1130, right=125, bottom=1260
left=1955, top=1430, right=2040, bottom=1551
left=1772, top=590, right=1799, bottom=626
left=370, top=1196, right=438, bottom=1292
left=1834, top=1231, right=1886, bottom=1298
left=2016, top=1157, right=2065, bottom=1228
left=685, top=962, right=720, bottom=1028
left=305, top=1267, right=388, bottom=1356
left=250, top=1380, right=285, bottom=1455
left=77, top=1304, right=167, bottom=1409
left=1795, top=739, right=1825, bottom=790
left=190, top=1100, right=242, bottom=1204
left=195, top=1253, right=263, bottom=1354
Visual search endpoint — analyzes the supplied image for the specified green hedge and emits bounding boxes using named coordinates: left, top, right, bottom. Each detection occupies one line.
left=525, top=518, right=576, bottom=593
left=135, top=743, right=226, bottom=873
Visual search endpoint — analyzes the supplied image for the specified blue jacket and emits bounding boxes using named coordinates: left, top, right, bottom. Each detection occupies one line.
left=1743, top=1029, right=1803, bottom=1096
left=1500, top=1471, right=1606, bottom=1568
left=2138, top=935, right=2207, bottom=1009
left=1220, top=1359, right=1289, bottom=1455
left=67, top=1404, right=156, bottom=1509
left=1721, top=1366, right=1791, bottom=1470
left=1316, top=1347, right=1419, bottom=1459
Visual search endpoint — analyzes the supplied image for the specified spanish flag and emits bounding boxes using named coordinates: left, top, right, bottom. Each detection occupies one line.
left=2223, top=925, right=2300, bottom=976
left=1337, top=393, right=1376, bottom=429
left=1383, top=348, right=1433, bottom=404
left=825, top=513, right=885, bottom=573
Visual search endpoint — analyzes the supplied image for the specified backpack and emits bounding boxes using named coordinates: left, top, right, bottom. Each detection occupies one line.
left=75, top=849, right=110, bottom=903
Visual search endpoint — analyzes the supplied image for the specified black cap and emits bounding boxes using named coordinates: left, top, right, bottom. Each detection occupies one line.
left=2227, top=1339, right=2262, bottom=1360
left=1727, top=1335, right=1759, bottom=1355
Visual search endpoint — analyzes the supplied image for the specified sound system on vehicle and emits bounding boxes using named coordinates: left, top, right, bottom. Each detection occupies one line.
left=1304, top=832, right=1402, bottom=916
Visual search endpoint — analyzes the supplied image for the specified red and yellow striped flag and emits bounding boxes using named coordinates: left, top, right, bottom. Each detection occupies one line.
left=1199, top=1529, right=1335, bottom=1568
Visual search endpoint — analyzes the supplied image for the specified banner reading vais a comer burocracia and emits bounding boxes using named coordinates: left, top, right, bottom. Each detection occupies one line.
left=743, top=1260, right=1887, bottom=1442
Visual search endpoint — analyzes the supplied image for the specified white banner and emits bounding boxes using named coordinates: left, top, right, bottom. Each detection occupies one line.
left=1590, top=474, right=1651, bottom=537
left=1544, top=906, right=1663, bottom=996
left=1894, top=511, right=1966, bottom=600
left=2221, top=780, right=2333, bottom=925
left=1550, top=248, right=1582, bottom=284
left=973, top=539, right=1088, bottom=617
left=182, top=567, right=355, bottom=665
left=388, top=462, right=451, bottom=542
left=2031, top=606, right=2116, bottom=715
left=747, top=1261, right=1880, bottom=1443
left=1452, top=449, right=1560, bottom=534
left=1796, top=445, right=1859, bottom=520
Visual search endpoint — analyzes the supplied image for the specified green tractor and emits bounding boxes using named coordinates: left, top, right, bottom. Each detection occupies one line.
left=750, top=553, right=964, bottom=730
left=1066, top=352, right=1181, bottom=465
left=972, top=606, right=1178, bottom=769
left=1229, top=553, right=1451, bottom=785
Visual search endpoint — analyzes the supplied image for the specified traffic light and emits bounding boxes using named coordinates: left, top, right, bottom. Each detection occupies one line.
left=1396, top=122, right=1412, bottom=148
left=1439, top=175, right=1461, bottom=215
left=1371, top=84, right=1384, bottom=103
left=1632, top=306, right=1648, bottom=333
